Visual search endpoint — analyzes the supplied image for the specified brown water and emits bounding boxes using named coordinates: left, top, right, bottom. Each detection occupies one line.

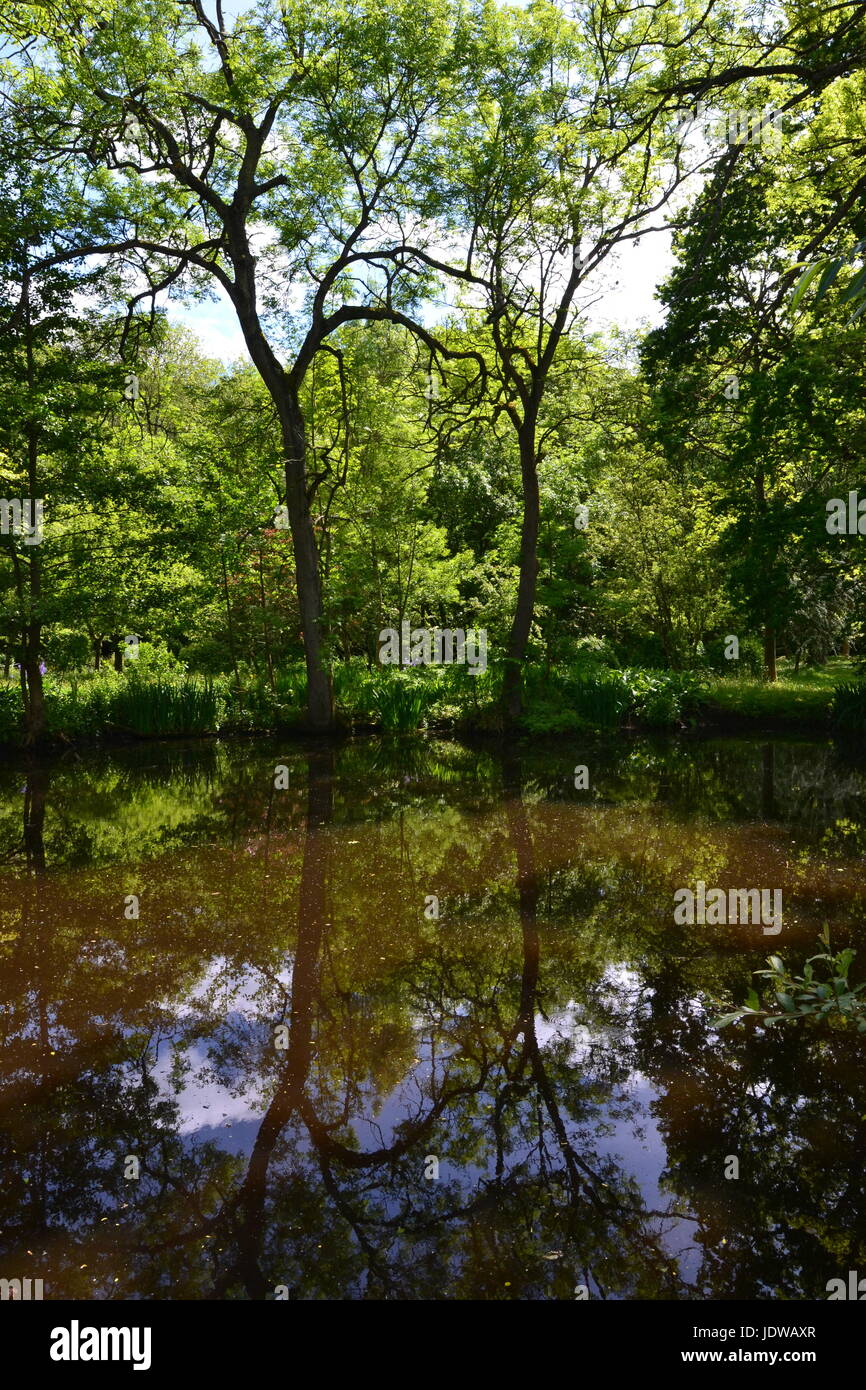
left=1, top=734, right=864, bottom=1300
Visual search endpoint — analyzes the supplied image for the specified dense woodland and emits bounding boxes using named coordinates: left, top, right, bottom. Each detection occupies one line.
left=0, top=0, right=864, bottom=744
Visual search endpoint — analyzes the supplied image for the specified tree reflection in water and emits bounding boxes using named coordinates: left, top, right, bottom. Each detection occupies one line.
left=0, top=736, right=864, bottom=1298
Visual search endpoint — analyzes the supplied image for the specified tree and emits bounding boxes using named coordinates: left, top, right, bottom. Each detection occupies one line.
left=643, top=133, right=866, bottom=678
left=426, top=0, right=748, bottom=720
left=22, top=0, right=470, bottom=728
left=0, top=135, right=121, bottom=739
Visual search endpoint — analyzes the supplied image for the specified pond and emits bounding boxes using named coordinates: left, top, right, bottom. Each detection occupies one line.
left=1, top=733, right=865, bottom=1300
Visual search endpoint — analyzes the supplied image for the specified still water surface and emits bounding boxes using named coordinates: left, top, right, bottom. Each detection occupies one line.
left=1, top=734, right=865, bottom=1299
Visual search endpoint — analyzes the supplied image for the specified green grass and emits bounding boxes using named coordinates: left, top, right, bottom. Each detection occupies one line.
left=700, top=658, right=852, bottom=723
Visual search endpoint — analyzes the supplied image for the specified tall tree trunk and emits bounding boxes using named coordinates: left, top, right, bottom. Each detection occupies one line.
left=502, top=418, right=540, bottom=724
left=257, top=547, right=275, bottom=692
left=21, top=265, right=45, bottom=745
left=228, top=238, right=333, bottom=732
left=763, top=626, right=777, bottom=683
left=23, top=625, right=44, bottom=744
left=220, top=543, right=241, bottom=689
left=280, top=400, right=332, bottom=729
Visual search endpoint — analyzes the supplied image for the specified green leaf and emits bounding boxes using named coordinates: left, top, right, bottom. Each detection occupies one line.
left=840, top=261, right=866, bottom=304
left=815, top=257, right=844, bottom=302
left=791, top=260, right=823, bottom=311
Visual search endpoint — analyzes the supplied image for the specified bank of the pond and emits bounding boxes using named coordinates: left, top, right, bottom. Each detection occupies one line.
left=0, top=659, right=863, bottom=749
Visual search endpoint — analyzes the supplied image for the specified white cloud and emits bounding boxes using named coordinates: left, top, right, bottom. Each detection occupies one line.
left=168, top=297, right=247, bottom=363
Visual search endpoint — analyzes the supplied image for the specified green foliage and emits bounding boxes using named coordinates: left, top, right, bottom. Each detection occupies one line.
left=792, top=240, right=866, bottom=323
left=221, top=669, right=306, bottom=734
left=335, top=660, right=498, bottom=733
left=831, top=679, right=866, bottom=737
left=0, top=683, right=20, bottom=743
left=369, top=675, right=436, bottom=732
left=714, top=928, right=866, bottom=1031
left=702, top=662, right=846, bottom=723
left=126, top=642, right=188, bottom=677
left=520, top=666, right=706, bottom=734
left=0, top=0, right=863, bottom=738
left=622, top=669, right=706, bottom=726
left=572, top=635, right=619, bottom=668
left=113, top=677, right=223, bottom=738
left=700, top=635, right=764, bottom=676
left=565, top=670, right=634, bottom=729
left=46, top=673, right=224, bottom=739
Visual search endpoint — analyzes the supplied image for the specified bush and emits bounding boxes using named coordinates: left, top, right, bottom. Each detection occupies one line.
left=221, top=668, right=305, bottom=733
left=521, top=665, right=706, bottom=733
left=831, top=679, right=866, bottom=736
left=569, top=635, right=620, bottom=668
left=610, top=632, right=670, bottom=668
left=0, top=684, right=22, bottom=744
left=622, top=669, right=706, bottom=726
left=333, top=658, right=380, bottom=720
left=335, top=660, right=491, bottom=731
left=111, top=676, right=223, bottom=736
left=701, top=634, right=764, bottom=676
left=125, top=641, right=188, bottom=678
left=564, top=669, right=633, bottom=727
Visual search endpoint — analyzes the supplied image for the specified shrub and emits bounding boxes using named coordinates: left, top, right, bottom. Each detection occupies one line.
left=701, top=634, right=764, bottom=676
left=369, top=670, right=440, bottom=731
left=831, top=679, right=866, bottom=736
left=622, top=669, right=706, bottom=726
left=565, top=669, right=633, bottom=727
left=221, top=668, right=305, bottom=733
left=569, top=635, right=619, bottom=668
left=110, top=676, right=223, bottom=736
left=0, top=684, right=22, bottom=744
left=124, top=641, right=188, bottom=677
